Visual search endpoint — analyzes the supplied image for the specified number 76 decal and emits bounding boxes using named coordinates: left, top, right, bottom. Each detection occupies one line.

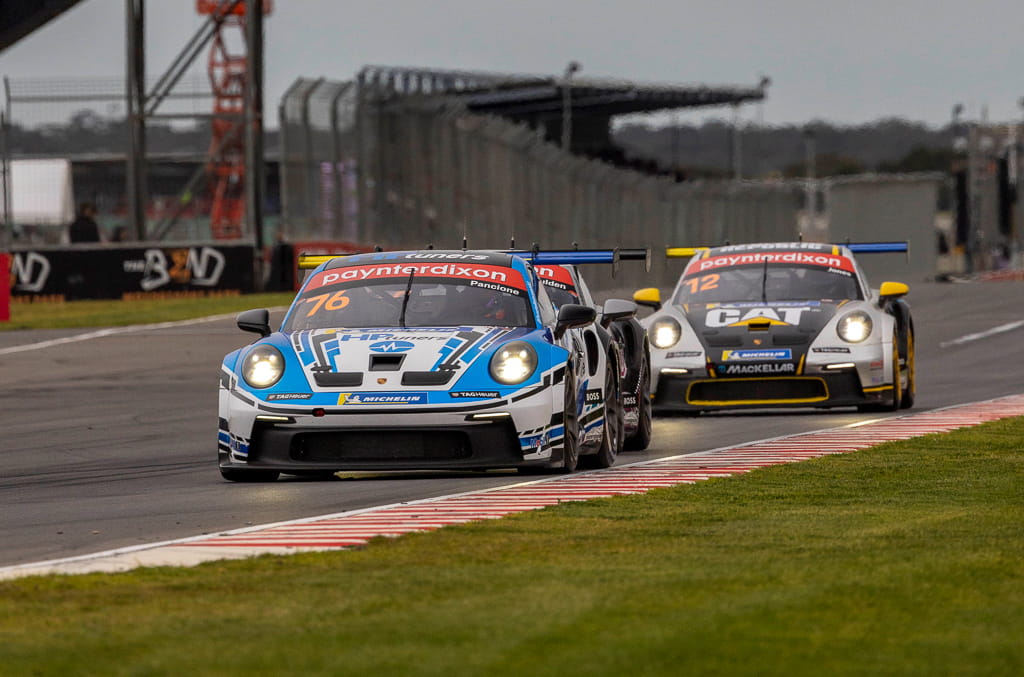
left=302, top=291, right=350, bottom=317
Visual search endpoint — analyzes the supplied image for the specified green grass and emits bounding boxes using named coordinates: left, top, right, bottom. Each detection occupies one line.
left=2, top=418, right=1022, bottom=676
left=0, top=293, right=295, bottom=330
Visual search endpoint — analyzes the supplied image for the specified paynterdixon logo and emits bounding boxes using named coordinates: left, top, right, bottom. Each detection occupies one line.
left=369, top=340, right=415, bottom=353
left=722, top=349, right=792, bottom=361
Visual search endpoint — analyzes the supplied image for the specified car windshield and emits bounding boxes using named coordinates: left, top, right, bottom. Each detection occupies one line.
left=673, top=262, right=863, bottom=304
left=284, top=268, right=534, bottom=331
left=542, top=282, right=578, bottom=308
left=534, top=265, right=579, bottom=308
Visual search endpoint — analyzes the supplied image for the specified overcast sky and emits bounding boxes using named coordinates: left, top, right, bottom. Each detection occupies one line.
left=2, top=0, right=1023, bottom=129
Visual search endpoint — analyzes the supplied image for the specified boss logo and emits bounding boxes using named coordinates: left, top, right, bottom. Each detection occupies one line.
left=585, top=389, right=602, bottom=404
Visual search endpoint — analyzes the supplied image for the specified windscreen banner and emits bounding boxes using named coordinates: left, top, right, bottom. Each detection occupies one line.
left=8, top=244, right=255, bottom=302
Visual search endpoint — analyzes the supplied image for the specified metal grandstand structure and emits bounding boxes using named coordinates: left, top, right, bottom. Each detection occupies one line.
left=356, top=65, right=768, bottom=152
left=279, top=65, right=796, bottom=292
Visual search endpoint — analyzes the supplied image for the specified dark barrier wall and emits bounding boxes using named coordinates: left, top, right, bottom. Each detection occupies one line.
left=9, top=244, right=255, bottom=301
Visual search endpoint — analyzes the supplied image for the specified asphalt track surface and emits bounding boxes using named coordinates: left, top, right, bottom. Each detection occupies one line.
left=2, top=281, right=1023, bottom=568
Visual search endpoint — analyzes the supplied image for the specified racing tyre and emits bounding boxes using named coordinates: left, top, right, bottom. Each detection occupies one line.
left=900, top=330, right=916, bottom=409
left=583, top=359, right=624, bottom=468
left=220, top=468, right=280, bottom=482
left=886, top=333, right=903, bottom=411
left=624, top=357, right=652, bottom=451
left=559, top=366, right=581, bottom=473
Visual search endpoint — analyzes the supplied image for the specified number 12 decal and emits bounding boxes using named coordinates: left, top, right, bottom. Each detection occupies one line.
left=684, top=273, right=720, bottom=294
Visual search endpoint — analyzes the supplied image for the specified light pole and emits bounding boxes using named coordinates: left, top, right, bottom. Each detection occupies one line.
left=803, top=127, right=816, bottom=232
left=730, top=102, right=742, bottom=180
left=561, top=61, right=581, bottom=151
left=1014, top=97, right=1024, bottom=267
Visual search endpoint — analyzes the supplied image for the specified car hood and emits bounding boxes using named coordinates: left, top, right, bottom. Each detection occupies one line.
left=682, top=300, right=852, bottom=374
left=285, top=326, right=532, bottom=390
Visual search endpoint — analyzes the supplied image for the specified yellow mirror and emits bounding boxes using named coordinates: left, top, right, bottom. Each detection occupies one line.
left=633, top=287, right=662, bottom=310
left=879, top=281, right=909, bottom=298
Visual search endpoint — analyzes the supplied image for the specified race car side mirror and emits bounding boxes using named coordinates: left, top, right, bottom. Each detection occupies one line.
left=633, top=287, right=662, bottom=311
left=555, top=303, right=597, bottom=339
left=600, top=299, right=637, bottom=328
left=237, top=308, right=272, bottom=338
left=878, top=281, right=909, bottom=304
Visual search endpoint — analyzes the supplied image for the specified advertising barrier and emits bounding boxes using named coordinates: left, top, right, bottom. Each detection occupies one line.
left=8, top=244, right=256, bottom=301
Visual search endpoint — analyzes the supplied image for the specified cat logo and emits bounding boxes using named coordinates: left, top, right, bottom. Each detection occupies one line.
left=705, top=306, right=811, bottom=328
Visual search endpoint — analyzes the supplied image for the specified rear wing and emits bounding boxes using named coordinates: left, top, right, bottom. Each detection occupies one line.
left=298, top=253, right=352, bottom=269
left=844, top=242, right=908, bottom=254
left=298, top=247, right=654, bottom=272
left=505, top=247, right=651, bottom=275
left=665, top=241, right=908, bottom=259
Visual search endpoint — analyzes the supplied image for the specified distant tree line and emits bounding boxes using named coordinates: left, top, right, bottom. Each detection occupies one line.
left=3, top=109, right=278, bottom=157
left=612, top=117, right=962, bottom=179
left=5, top=109, right=958, bottom=180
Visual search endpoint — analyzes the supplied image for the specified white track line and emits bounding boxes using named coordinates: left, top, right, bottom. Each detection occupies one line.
left=940, top=319, right=1024, bottom=348
left=0, top=307, right=288, bottom=356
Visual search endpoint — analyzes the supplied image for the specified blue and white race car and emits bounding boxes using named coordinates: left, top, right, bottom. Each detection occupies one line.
left=218, top=249, right=631, bottom=481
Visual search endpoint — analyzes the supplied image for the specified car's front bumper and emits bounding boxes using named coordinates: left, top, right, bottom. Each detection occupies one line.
left=651, top=365, right=892, bottom=412
left=220, top=417, right=532, bottom=471
left=218, top=386, right=561, bottom=472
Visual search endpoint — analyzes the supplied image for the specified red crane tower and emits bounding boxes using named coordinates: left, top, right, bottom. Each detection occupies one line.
left=196, top=0, right=271, bottom=240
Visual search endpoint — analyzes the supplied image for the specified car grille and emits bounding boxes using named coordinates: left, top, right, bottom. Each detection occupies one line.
left=703, top=334, right=743, bottom=347
left=771, top=332, right=813, bottom=346
left=687, top=377, right=828, bottom=405
left=289, top=430, right=472, bottom=462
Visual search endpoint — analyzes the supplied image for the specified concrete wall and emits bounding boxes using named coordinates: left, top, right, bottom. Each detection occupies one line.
left=825, top=174, right=941, bottom=287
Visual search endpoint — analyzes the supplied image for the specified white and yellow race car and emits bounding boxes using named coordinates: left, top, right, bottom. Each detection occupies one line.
left=634, top=241, right=915, bottom=414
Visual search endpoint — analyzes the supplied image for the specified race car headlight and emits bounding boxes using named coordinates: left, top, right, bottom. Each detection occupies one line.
left=489, top=341, right=537, bottom=385
left=836, top=311, right=873, bottom=343
left=651, top=317, right=682, bottom=349
left=241, top=345, right=285, bottom=388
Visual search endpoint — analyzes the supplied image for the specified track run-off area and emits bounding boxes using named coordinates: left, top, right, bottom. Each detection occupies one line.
left=1, top=281, right=1023, bottom=578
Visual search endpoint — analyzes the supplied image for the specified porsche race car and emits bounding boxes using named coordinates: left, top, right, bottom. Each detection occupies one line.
left=218, top=249, right=631, bottom=481
left=633, top=242, right=915, bottom=414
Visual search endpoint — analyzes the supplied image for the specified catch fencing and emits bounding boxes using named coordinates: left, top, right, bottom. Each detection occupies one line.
left=279, top=78, right=802, bottom=292
left=0, top=75, right=216, bottom=244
